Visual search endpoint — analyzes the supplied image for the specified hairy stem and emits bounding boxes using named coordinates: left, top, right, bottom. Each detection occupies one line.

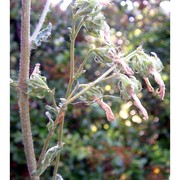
left=30, top=0, right=51, bottom=42
left=18, top=1, right=38, bottom=179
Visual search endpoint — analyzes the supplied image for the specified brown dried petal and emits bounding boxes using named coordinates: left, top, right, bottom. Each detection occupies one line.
left=96, top=98, right=115, bottom=121
left=143, top=77, right=154, bottom=92
left=149, top=66, right=165, bottom=100
left=128, top=88, right=148, bottom=120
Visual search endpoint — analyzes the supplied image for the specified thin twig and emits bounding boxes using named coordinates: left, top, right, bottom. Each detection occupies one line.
left=36, top=107, right=65, bottom=170
left=74, top=16, right=85, bottom=38
left=74, top=50, right=93, bottom=80
left=101, top=73, right=117, bottom=81
left=50, top=89, right=58, bottom=112
left=67, top=82, right=80, bottom=100
left=30, top=0, right=51, bottom=42
left=122, top=49, right=137, bottom=62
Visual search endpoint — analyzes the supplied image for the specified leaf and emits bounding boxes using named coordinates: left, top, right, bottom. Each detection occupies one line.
left=32, top=23, right=52, bottom=49
left=32, top=145, right=64, bottom=176
left=45, top=105, right=58, bottom=115
left=27, top=74, right=50, bottom=99
left=56, top=174, right=64, bottom=180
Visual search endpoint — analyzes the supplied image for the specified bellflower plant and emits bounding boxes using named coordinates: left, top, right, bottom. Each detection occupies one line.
left=11, top=0, right=166, bottom=179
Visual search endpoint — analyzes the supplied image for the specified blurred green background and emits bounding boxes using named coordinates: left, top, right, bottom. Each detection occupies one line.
left=10, top=0, right=170, bottom=179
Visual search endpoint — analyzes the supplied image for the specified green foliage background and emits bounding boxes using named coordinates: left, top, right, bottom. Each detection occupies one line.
left=10, top=0, right=170, bottom=179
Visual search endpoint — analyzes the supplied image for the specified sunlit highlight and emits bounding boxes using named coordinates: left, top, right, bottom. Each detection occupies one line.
left=119, top=110, right=129, bottom=119
left=91, top=125, right=97, bottom=132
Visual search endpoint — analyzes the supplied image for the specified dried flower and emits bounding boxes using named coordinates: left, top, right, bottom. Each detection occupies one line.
left=103, top=22, right=111, bottom=43
left=127, top=87, right=148, bottom=120
left=115, top=58, right=134, bottom=76
left=119, top=74, right=148, bottom=120
left=148, top=65, right=165, bottom=100
left=32, top=63, right=41, bottom=76
left=28, top=63, right=50, bottom=98
left=133, top=49, right=165, bottom=100
left=143, top=77, right=154, bottom=92
left=107, top=49, right=134, bottom=76
left=96, top=98, right=115, bottom=121
left=98, top=0, right=111, bottom=6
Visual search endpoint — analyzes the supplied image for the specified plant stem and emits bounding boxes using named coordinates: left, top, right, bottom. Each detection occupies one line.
left=18, top=1, right=38, bottom=179
left=66, top=65, right=117, bottom=105
left=36, top=107, right=65, bottom=169
left=123, top=50, right=137, bottom=62
left=30, top=0, right=51, bottom=42
left=51, top=11, right=88, bottom=179
left=65, top=17, right=76, bottom=97
left=74, top=50, right=93, bottom=80
left=52, top=115, right=65, bottom=179
left=52, top=13, right=78, bottom=179
left=50, top=89, right=58, bottom=112
left=74, top=17, right=85, bottom=38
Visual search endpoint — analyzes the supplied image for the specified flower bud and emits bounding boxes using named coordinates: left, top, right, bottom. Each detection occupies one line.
left=31, top=63, right=41, bottom=76
left=28, top=64, right=50, bottom=98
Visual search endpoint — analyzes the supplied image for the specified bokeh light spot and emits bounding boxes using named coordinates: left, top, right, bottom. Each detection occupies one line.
left=125, top=120, right=131, bottom=126
left=132, top=115, right=142, bottom=123
left=119, top=110, right=129, bottom=119
left=103, top=124, right=109, bottom=130
left=134, top=29, right=141, bottom=36
left=153, top=167, right=160, bottom=174
left=91, top=125, right=97, bottom=132
left=105, top=85, right=111, bottom=91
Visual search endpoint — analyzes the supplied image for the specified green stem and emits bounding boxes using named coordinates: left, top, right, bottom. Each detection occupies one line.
left=52, top=116, right=65, bottom=179
left=18, top=0, right=38, bottom=179
left=36, top=108, right=65, bottom=170
left=65, top=16, right=76, bottom=96
left=123, top=50, right=137, bottom=62
left=50, top=89, right=58, bottom=112
left=74, top=17, right=85, bottom=38
left=52, top=13, right=78, bottom=180
left=66, top=65, right=117, bottom=105
left=74, top=50, right=93, bottom=80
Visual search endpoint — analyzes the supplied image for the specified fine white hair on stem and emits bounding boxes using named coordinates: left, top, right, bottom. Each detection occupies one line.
left=30, top=0, right=52, bottom=42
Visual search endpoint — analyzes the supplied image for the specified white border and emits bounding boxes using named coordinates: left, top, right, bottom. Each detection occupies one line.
left=171, top=0, right=180, bottom=180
